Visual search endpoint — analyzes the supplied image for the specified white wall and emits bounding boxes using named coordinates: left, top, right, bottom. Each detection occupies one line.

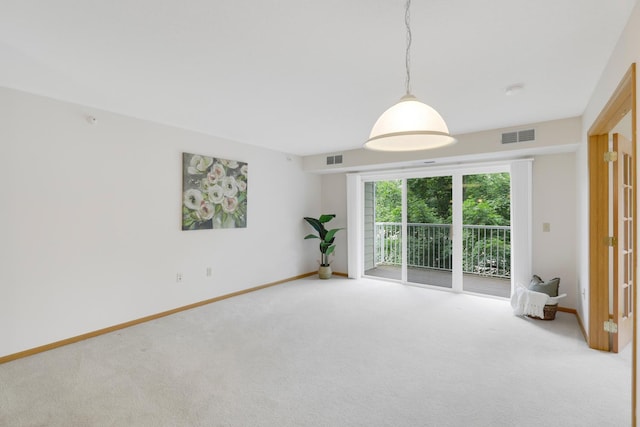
left=532, top=153, right=577, bottom=309
left=319, top=174, right=348, bottom=274
left=0, top=87, right=321, bottom=358
left=578, top=0, right=640, bottom=335
left=304, top=117, right=580, bottom=173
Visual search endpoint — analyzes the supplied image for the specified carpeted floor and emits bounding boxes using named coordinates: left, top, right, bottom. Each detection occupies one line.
left=0, top=277, right=632, bottom=426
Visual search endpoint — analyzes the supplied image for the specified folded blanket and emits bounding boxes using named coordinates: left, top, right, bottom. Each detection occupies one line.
left=511, top=285, right=549, bottom=318
left=547, top=293, right=567, bottom=305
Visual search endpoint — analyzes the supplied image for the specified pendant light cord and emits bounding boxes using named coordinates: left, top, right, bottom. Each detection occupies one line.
left=405, top=0, right=412, bottom=95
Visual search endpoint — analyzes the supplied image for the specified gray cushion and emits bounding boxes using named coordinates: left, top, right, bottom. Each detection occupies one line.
left=528, top=275, right=560, bottom=297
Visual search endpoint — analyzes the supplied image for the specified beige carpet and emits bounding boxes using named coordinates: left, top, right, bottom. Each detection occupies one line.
left=0, top=277, right=632, bottom=426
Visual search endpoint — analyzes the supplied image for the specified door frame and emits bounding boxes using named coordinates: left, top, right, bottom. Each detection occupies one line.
left=588, top=63, right=636, bottom=421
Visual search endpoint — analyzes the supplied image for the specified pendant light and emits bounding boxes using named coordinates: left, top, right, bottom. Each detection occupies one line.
left=364, top=0, right=456, bottom=152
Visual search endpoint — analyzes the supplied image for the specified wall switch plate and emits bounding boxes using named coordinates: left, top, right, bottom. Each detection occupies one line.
left=206, top=267, right=212, bottom=277
left=542, top=222, right=551, bottom=232
left=176, top=273, right=183, bottom=283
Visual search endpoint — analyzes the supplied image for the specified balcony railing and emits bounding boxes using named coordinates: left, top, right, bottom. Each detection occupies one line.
left=374, top=222, right=511, bottom=278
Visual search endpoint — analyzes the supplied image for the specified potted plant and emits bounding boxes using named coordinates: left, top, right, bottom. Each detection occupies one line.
left=303, top=214, right=342, bottom=279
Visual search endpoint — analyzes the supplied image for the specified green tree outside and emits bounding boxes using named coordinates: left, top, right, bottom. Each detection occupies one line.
left=373, top=173, right=511, bottom=276
left=375, top=174, right=510, bottom=225
left=374, top=180, right=402, bottom=222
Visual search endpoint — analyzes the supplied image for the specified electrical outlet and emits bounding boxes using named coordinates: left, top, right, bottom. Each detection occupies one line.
left=176, top=273, right=183, bottom=283
left=206, top=267, right=212, bottom=278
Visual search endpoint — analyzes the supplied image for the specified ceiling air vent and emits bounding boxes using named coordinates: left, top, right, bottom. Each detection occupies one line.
left=501, top=129, right=535, bottom=144
left=326, top=154, right=343, bottom=165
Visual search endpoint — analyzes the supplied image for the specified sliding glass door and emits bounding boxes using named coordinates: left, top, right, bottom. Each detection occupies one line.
left=359, top=166, right=516, bottom=297
left=364, top=179, right=402, bottom=281
left=461, top=173, right=511, bottom=297
left=406, top=176, right=453, bottom=289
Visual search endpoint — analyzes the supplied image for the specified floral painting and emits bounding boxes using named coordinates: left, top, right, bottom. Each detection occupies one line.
left=182, top=152, right=248, bottom=230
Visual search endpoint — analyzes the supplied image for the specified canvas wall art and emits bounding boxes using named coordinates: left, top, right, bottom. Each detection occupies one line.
left=182, top=152, right=248, bottom=230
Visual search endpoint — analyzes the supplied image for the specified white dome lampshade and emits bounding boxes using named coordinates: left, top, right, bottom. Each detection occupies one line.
left=364, top=94, right=457, bottom=152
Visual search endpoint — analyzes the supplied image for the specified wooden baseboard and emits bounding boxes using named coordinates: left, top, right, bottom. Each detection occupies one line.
left=557, top=306, right=588, bottom=343
left=557, top=306, right=576, bottom=314
left=0, top=272, right=316, bottom=365
left=2, top=274, right=588, bottom=365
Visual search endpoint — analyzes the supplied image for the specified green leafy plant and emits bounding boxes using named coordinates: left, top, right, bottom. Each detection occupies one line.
left=304, top=214, right=342, bottom=266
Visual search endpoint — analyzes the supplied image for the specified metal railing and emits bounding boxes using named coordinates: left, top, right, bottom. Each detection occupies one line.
left=374, top=222, right=511, bottom=278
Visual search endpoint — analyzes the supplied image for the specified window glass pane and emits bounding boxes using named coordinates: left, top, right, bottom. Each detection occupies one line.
left=406, top=176, right=452, bottom=288
left=461, top=173, right=511, bottom=297
left=364, top=180, right=402, bottom=281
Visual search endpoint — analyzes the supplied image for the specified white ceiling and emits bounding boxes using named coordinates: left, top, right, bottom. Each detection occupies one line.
left=1, top=0, right=637, bottom=156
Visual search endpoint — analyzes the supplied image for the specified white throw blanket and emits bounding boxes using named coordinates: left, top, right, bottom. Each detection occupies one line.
left=510, top=285, right=550, bottom=318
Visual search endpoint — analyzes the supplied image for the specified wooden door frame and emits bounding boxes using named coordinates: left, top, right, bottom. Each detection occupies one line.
left=588, top=63, right=636, bottom=422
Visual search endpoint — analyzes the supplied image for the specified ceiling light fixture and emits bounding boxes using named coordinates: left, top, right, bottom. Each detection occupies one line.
left=364, top=0, right=456, bottom=152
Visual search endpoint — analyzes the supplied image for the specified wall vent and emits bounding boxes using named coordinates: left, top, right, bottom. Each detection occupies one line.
left=501, top=129, right=535, bottom=144
left=326, top=154, right=343, bottom=165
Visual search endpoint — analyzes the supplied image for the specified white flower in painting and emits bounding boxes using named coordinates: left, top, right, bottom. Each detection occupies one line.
left=221, top=176, right=238, bottom=197
left=187, top=155, right=213, bottom=175
left=240, top=164, right=248, bottom=177
left=208, top=184, right=225, bottom=204
left=236, top=179, right=247, bottom=192
left=200, top=179, right=212, bottom=192
left=210, top=163, right=226, bottom=181
left=222, top=196, right=238, bottom=213
left=205, top=172, right=216, bottom=186
left=184, top=189, right=204, bottom=210
left=220, top=159, right=239, bottom=169
left=197, top=201, right=215, bottom=221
